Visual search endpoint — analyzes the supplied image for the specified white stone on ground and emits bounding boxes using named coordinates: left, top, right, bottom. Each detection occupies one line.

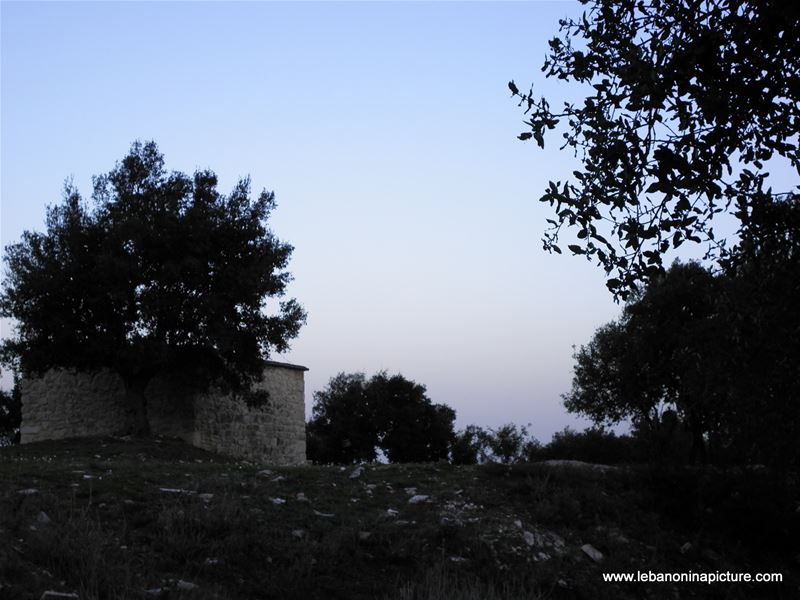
left=581, top=543, right=604, bottom=563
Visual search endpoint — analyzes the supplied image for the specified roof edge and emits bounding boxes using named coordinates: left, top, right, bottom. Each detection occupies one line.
left=264, top=360, right=309, bottom=372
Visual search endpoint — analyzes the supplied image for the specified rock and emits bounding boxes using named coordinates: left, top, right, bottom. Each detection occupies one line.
left=270, top=497, right=286, bottom=505
left=534, top=551, right=551, bottom=562
left=313, top=509, right=335, bottom=518
left=358, top=531, right=371, bottom=540
left=386, top=508, right=399, bottom=517
left=198, top=493, right=214, bottom=502
left=404, top=487, right=417, bottom=495
left=37, top=511, right=51, bottom=524
left=581, top=543, right=604, bottom=563
left=159, top=488, right=194, bottom=495
left=408, top=495, right=429, bottom=504
left=296, top=492, right=308, bottom=502
left=256, top=469, right=273, bottom=478
left=17, top=488, right=38, bottom=495
left=349, top=466, right=364, bottom=479
left=449, top=556, right=467, bottom=562
left=40, top=592, right=79, bottom=600
left=292, top=529, right=306, bottom=539
left=523, top=531, right=536, bottom=546
left=680, top=542, right=692, bottom=554
left=176, top=580, right=197, bottom=591
left=539, top=459, right=620, bottom=473
left=513, top=519, right=522, bottom=529
left=204, top=557, right=220, bottom=566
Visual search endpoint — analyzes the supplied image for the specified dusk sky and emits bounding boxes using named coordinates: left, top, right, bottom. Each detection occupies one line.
left=2, top=0, right=685, bottom=440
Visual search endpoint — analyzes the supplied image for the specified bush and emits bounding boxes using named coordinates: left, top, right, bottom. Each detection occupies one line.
left=0, top=377, right=21, bottom=445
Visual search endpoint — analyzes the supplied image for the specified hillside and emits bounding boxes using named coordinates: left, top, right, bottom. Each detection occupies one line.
left=1, top=437, right=797, bottom=599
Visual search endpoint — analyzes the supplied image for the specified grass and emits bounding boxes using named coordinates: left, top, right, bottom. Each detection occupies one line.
left=1, top=437, right=797, bottom=599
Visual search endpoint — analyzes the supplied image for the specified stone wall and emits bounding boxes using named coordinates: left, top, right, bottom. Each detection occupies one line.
left=19, top=361, right=308, bottom=466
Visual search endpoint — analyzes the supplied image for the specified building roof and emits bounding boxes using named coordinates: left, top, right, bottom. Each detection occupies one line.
left=264, top=360, right=309, bottom=372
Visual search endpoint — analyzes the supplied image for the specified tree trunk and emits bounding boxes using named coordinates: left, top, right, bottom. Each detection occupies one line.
left=123, top=375, right=151, bottom=437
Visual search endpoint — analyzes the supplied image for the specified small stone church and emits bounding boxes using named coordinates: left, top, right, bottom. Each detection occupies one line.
left=19, top=361, right=308, bottom=466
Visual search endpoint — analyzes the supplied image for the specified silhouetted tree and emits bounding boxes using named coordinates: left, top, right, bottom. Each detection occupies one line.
left=306, top=371, right=456, bottom=464
left=715, top=194, right=800, bottom=466
left=565, top=262, right=722, bottom=461
left=450, top=425, right=490, bottom=465
left=486, top=423, right=538, bottom=464
left=0, top=376, right=21, bottom=444
left=510, top=0, right=799, bottom=298
left=0, top=141, right=306, bottom=435
left=306, top=373, right=379, bottom=464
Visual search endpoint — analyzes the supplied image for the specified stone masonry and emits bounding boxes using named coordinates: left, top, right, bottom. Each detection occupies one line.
left=19, top=361, right=308, bottom=466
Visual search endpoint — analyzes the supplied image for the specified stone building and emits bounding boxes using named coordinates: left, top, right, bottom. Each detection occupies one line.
left=19, top=360, right=308, bottom=466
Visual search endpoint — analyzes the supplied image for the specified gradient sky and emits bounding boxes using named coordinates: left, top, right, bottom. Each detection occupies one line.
left=1, top=1, right=677, bottom=441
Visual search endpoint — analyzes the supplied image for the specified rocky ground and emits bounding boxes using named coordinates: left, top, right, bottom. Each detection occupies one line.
left=0, top=437, right=797, bottom=599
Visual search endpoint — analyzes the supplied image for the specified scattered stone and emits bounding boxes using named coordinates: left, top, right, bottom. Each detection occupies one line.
left=198, top=493, right=214, bottom=502
left=40, top=592, right=78, bottom=600
left=404, top=487, right=417, bottom=495
left=365, top=484, right=377, bottom=490
left=523, top=531, right=536, bottom=546
left=313, top=509, right=335, bottom=518
left=539, top=459, right=620, bottom=473
left=534, top=551, right=551, bottom=562
left=513, top=519, right=522, bottom=529
left=408, top=494, right=429, bottom=504
left=349, top=466, right=364, bottom=479
left=292, top=529, right=305, bottom=539
left=581, top=543, right=604, bottom=563
left=270, top=497, right=286, bottom=505
left=386, top=508, right=399, bottom=517
left=271, top=475, right=286, bottom=483
left=36, top=511, right=51, bottom=524
left=680, top=542, right=692, bottom=554
left=449, top=556, right=467, bottom=562
left=158, top=488, right=195, bottom=495
left=123, top=499, right=135, bottom=505
left=296, top=492, right=308, bottom=502
left=176, top=580, right=197, bottom=591
left=256, top=469, right=273, bottom=478
left=358, top=531, right=371, bottom=540
left=17, top=488, right=38, bottom=495
left=204, top=557, right=220, bottom=566
left=82, top=474, right=95, bottom=480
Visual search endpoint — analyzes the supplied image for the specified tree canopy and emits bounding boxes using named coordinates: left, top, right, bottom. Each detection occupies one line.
left=0, top=141, right=306, bottom=434
left=306, top=371, right=455, bottom=464
left=510, top=0, right=800, bottom=298
left=565, top=230, right=800, bottom=466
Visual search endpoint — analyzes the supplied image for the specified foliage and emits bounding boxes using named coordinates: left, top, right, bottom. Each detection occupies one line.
left=485, top=423, right=538, bottom=464
left=510, top=0, right=800, bottom=298
left=565, top=231, right=800, bottom=466
left=535, top=427, right=635, bottom=465
left=306, top=371, right=456, bottom=464
left=0, top=376, right=21, bottom=444
left=450, top=425, right=490, bottom=465
left=565, top=261, right=729, bottom=462
left=370, top=371, right=456, bottom=463
left=0, top=141, right=306, bottom=434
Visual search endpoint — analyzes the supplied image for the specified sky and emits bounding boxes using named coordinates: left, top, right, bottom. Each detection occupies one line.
left=3, top=0, right=641, bottom=441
